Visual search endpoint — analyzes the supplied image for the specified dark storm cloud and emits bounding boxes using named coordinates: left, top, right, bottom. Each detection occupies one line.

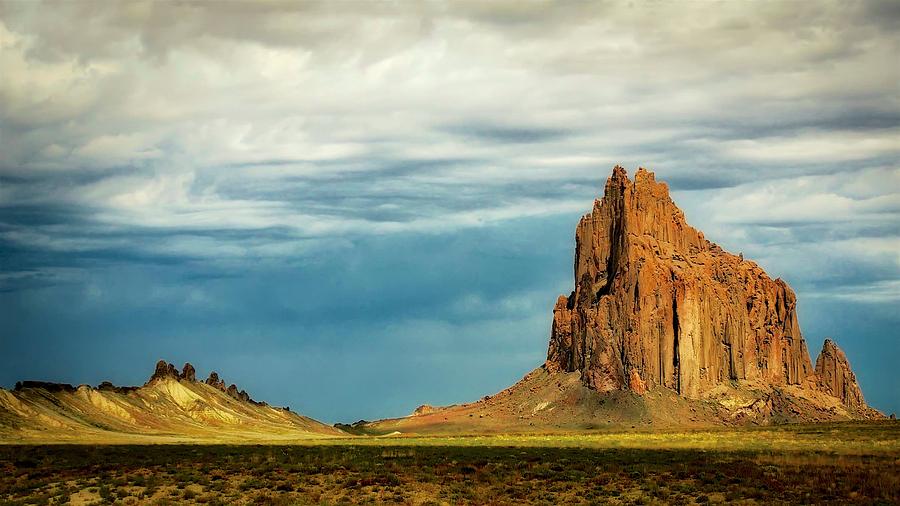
left=0, top=1, right=897, bottom=419
left=442, top=123, right=574, bottom=144
left=859, top=0, right=900, bottom=30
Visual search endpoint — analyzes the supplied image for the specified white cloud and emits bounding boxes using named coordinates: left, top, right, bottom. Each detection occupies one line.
left=0, top=1, right=897, bottom=302
left=720, top=130, right=900, bottom=163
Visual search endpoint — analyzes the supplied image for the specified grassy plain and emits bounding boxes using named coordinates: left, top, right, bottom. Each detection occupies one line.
left=1, top=422, right=897, bottom=505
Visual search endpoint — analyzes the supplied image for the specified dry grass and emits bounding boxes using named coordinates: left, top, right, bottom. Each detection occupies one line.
left=0, top=422, right=897, bottom=505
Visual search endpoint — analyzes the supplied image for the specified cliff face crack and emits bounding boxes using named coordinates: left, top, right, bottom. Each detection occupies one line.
left=545, top=166, right=873, bottom=415
left=672, top=293, right=680, bottom=394
left=597, top=205, right=623, bottom=299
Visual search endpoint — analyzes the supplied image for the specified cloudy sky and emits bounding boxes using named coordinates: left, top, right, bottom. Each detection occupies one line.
left=1, top=1, right=898, bottom=421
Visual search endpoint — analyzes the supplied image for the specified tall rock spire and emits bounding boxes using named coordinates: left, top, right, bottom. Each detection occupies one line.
left=815, top=339, right=866, bottom=410
left=547, top=166, right=818, bottom=399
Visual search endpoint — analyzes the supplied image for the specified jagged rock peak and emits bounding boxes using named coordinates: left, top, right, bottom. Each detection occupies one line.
left=148, top=360, right=179, bottom=383
left=147, top=360, right=196, bottom=384
left=142, top=361, right=263, bottom=405
left=815, top=339, right=866, bottom=411
left=547, top=166, right=815, bottom=399
left=180, top=362, right=196, bottom=382
left=204, top=371, right=258, bottom=404
left=227, top=384, right=252, bottom=403
left=206, top=371, right=226, bottom=391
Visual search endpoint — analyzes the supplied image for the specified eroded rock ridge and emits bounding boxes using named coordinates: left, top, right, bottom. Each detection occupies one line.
left=145, top=360, right=260, bottom=405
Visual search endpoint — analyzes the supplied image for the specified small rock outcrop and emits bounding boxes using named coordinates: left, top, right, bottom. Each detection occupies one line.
left=98, top=381, right=116, bottom=391
left=206, top=372, right=226, bottom=390
left=226, top=384, right=252, bottom=403
left=815, top=339, right=866, bottom=411
left=145, top=361, right=260, bottom=404
left=413, top=404, right=436, bottom=416
left=180, top=363, right=196, bottom=382
left=14, top=381, right=76, bottom=393
left=195, top=371, right=254, bottom=403
left=97, top=381, right=138, bottom=394
left=148, top=360, right=179, bottom=383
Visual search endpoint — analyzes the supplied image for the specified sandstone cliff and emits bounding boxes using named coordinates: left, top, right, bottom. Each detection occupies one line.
left=815, top=339, right=866, bottom=410
left=546, top=166, right=872, bottom=414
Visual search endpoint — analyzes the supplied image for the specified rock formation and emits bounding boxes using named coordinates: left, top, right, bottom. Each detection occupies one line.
left=180, top=363, right=196, bottom=382
left=149, top=361, right=198, bottom=384
left=14, top=381, right=76, bottom=393
left=413, top=404, right=436, bottom=416
left=97, top=381, right=138, bottom=394
left=148, top=360, right=179, bottom=383
left=546, top=166, right=872, bottom=413
left=815, top=339, right=866, bottom=410
left=206, top=372, right=226, bottom=390
left=226, top=384, right=251, bottom=403
left=203, top=372, right=254, bottom=403
left=144, top=360, right=257, bottom=403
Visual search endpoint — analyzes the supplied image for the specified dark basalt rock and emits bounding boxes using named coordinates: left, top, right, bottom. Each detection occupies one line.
left=14, top=381, right=76, bottom=393
left=97, top=381, right=138, bottom=394
left=180, top=363, right=196, bottom=382
left=226, top=384, right=252, bottom=403
left=147, top=360, right=179, bottom=384
left=206, top=372, right=226, bottom=391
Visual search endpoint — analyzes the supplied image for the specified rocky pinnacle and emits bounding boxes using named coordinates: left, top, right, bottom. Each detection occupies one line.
left=546, top=166, right=869, bottom=412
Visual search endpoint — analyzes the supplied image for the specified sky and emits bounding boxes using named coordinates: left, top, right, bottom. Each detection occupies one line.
left=0, top=1, right=898, bottom=422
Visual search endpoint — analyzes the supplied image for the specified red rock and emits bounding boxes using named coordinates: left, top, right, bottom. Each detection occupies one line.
left=546, top=166, right=867, bottom=411
left=815, top=339, right=866, bottom=410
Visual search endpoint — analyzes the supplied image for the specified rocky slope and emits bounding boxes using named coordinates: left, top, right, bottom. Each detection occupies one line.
left=0, top=360, right=342, bottom=443
left=362, top=166, right=880, bottom=434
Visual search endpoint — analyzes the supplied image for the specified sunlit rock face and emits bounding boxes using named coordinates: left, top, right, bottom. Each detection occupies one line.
left=547, top=166, right=818, bottom=399
left=815, top=339, right=866, bottom=410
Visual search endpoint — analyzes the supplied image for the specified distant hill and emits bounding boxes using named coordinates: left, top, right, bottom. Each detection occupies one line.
left=361, top=166, right=883, bottom=435
left=0, top=361, right=342, bottom=443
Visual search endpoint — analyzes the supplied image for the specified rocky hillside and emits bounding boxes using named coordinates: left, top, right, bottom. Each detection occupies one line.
left=0, top=360, right=342, bottom=443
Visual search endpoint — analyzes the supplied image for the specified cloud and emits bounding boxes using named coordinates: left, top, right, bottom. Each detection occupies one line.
left=442, top=123, right=574, bottom=144
left=0, top=1, right=898, bottom=418
left=719, top=130, right=900, bottom=164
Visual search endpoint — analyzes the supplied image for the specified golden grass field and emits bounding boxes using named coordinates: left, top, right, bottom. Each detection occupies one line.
left=1, top=421, right=897, bottom=505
